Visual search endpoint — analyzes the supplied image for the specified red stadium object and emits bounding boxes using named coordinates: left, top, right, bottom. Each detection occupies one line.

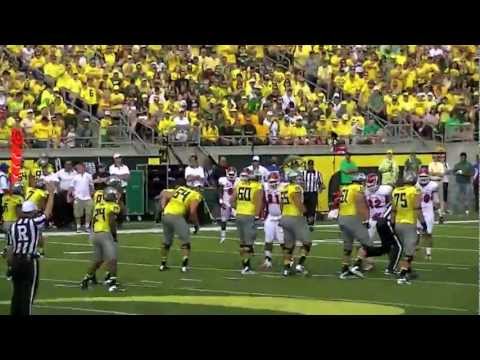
left=9, top=128, right=24, bottom=185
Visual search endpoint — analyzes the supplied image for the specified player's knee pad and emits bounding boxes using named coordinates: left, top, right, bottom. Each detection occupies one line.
left=181, top=243, right=191, bottom=250
left=343, top=249, right=352, bottom=256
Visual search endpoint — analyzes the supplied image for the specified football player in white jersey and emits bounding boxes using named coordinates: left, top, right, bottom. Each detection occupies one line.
left=416, top=169, right=439, bottom=260
left=261, top=172, right=284, bottom=270
left=363, top=173, right=393, bottom=271
left=218, top=167, right=239, bottom=243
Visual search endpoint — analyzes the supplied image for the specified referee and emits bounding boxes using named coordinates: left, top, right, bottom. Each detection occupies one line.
left=302, top=160, right=324, bottom=231
left=6, top=182, right=54, bottom=316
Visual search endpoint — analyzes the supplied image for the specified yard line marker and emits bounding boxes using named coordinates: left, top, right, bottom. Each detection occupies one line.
left=180, top=278, right=203, bottom=282
left=33, top=304, right=137, bottom=315
left=178, top=287, right=470, bottom=313
left=414, top=268, right=432, bottom=272
left=224, top=277, right=244, bottom=280
left=141, top=280, right=164, bottom=285
left=124, top=283, right=159, bottom=289
left=311, top=274, right=475, bottom=287
left=64, top=251, right=92, bottom=255
left=54, top=284, right=79, bottom=288
left=447, top=266, right=470, bottom=270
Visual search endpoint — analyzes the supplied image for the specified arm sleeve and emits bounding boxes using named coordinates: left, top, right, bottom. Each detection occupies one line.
left=33, top=214, right=47, bottom=229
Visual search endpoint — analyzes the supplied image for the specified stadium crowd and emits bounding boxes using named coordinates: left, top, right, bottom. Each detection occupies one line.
left=0, top=45, right=478, bottom=149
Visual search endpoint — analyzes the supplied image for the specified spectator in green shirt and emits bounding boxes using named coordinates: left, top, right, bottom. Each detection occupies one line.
left=363, top=118, right=382, bottom=144
left=378, top=149, right=399, bottom=186
left=339, top=152, right=358, bottom=185
left=453, top=152, right=474, bottom=215
left=404, top=152, right=422, bottom=174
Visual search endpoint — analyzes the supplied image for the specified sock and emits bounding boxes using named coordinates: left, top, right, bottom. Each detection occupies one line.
left=426, top=247, right=432, bottom=256
left=265, top=250, right=272, bottom=261
left=298, top=255, right=306, bottom=266
left=242, top=258, right=250, bottom=268
left=161, top=259, right=167, bottom=266
left=182, top=256, right=189, bottom=267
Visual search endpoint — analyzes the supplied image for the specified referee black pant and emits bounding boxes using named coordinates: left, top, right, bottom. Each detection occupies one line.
left=10, top=256, right=39, bottom=316
left=303, top=192, right=318, bottom=226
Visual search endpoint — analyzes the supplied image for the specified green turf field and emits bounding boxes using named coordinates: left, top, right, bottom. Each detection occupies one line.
left=0, top=220, right=478, bottom=315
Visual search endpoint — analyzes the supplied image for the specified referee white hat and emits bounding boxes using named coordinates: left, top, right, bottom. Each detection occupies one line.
left=22, top=201, right=37, bottom=213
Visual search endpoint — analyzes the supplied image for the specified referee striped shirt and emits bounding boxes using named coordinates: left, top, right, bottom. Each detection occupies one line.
left=302, top=170, right=322, bottom=193
left=8, top=215, right=47, bottom=255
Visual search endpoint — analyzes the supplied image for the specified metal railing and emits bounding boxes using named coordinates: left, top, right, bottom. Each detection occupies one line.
left=444, top=123, right=475, bottom=142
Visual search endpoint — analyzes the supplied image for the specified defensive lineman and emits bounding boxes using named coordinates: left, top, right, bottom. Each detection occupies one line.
left=392, top=171, right=427, bottom=285
left=232, top=168, right=263, bottom=275
left=416, top=169, right=439, bottom=260
left=218, top=167, right=239, bottom=243
left=261, top=172, right=284, bottom=270
left=159, top=179, right=202, bottom=272
left=81, top=187, right=121, bottom=292
left=278, top=171, right=310, bottom=276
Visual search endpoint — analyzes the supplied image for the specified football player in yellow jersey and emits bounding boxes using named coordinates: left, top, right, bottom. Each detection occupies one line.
left=29, top=154, right=54, bottom=187
left=232, top=168, right=264, bottom=275
left=278, top=171, right=310, bottom=276
left=1, top=183, right=23, bottom=275
left=159, top=179, right=202, bottom=273
left=25, top=179, right=49, bottom=256
left=391, top=171, right=426, bottom=285
left=337, top=173, right=381, bottom=279
left=81, top=187, right=121, bottom=292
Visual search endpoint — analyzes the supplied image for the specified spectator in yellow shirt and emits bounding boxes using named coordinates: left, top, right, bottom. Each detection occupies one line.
left=279, top=120, right=293, bottom=145
left=157, top=114, right=175, bottom=138
left=254, top=118, right=269, bottom=145
left=291, top=119, right=308, bottom=145
left=0, top=119, right=11, bottom=148
left=313, top=115, right=331, bottom=145
left=32, top=116, right=52, bottom=148
left=337, top=114, right=353, bottom=144
left=100, top=110, right=113, bottom=144
left=80, top=78, right=99, bottom=115
left=201, top=122, right=219, bottom=145
left=50, top=115, right=63, bottom=148
left=43, top=54, right=66, bottom=80
left=386, top=95, right=402, bottom=122
left=110, top=85, right=125, bottom=111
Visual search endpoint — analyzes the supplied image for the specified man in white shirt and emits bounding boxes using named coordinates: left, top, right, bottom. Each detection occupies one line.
left=185, top=155, right=205, bottom=188
left=109, top=153, right=131, bottom=222
left=247, top=156, right=269, bottom=182
left=55, top=160, right=77, bottom=228
left=109, top=153, right=130, bottom=190
left=68, top=162, right=94, bottom=233
left=173, top=109, right=190, bottom=142
left=428, top=152, right=446, bottom=222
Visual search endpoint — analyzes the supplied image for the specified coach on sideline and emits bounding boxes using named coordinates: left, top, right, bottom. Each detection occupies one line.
left=7, top=182, right=55, bottom=316
left=109, top=153, right=130, bottom=222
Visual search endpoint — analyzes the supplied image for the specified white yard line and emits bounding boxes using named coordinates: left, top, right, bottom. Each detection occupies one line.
left=33, top=304, right=137, bottom=315
left=40, top=257, right=478, bottom=288
left=47, top=240, right=479, bottom=255
left=178, top=287, right=470, bottom=313
left=0, top=219, right=476, bottom=239
left=140, top=280, right=164, bottom=285
left=64, top=251, right=93, bottom=255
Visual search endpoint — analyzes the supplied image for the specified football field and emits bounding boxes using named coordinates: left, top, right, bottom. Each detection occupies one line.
left=0, top=219, right=478, bottom=315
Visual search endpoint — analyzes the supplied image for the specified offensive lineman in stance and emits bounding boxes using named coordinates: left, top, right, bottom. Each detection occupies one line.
left=159, top=179, right=202, bottom=273
left=218, top=167, right=239, bottom=244
left=392, top=171, right=426, bottom=284
left=232, top=168, right=263, bottom=275
left=261, top=172, right=284, bottom=270
left=278, top=171, right=310, bottom=276
left=416, top=169, right=439, bottom=260
left=81, top=187, right=121, bottom=292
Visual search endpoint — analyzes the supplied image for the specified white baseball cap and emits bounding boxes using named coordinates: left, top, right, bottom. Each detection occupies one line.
left=22, top=201, right=37, bottom=213
left=113, top=153, right=121, bottom=159
left=252, top=155, right=260, bottom=162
